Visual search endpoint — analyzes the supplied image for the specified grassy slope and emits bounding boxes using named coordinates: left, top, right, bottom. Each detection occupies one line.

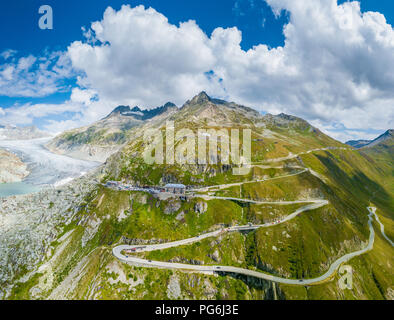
left=8, top=186, right=279, bottom=300
left=7, top=116, right=393, bottom=300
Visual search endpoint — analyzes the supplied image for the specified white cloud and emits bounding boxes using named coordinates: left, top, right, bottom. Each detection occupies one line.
left=70, top=87, right=97, bottom=105
left=0, top=49, right=17, bottom=60
left=64, top=2, right=393, bottom=141
left=0, top=102, right=81, bottom=126
left=68, top=5, right=222, bottom=107
left=0, top=87, right=114, bottom=134
left=2, top=1, right=393, bottom=141
left=210, top=0, right=394, bottom=134
left=0, top=51, right=74, bottom=97
left=309, top=119, right=381, bottom=143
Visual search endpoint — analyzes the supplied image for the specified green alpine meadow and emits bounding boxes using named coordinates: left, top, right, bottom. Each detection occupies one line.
left=1, top=92, right=392, bottom=300
left=0, top=0, right=393, bottom=303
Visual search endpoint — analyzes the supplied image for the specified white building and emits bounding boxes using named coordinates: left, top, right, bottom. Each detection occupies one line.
left=164, top=184, right=186, bottom=194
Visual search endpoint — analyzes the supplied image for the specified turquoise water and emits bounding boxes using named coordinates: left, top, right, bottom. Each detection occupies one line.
left=0, top=182, right=41, bottom=198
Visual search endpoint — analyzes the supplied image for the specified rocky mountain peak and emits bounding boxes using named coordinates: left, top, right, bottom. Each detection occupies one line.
left=163, top=102, right=177, bottom=109
left=130, top=106, right=142, bottom=112
left=111, top=105, right=133, bottom=114
left=189, top=91, right=212, bottom=105
left=108, top=105, right=142, bottom=117
left=102, top=102, right=178, bottom=123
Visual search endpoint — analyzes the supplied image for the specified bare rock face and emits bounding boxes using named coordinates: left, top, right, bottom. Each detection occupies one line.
left=203, top=279, right=217, bottom=299
left=0, top=149, right=29, bottom=183
left=0, top=173, right=97, bottom=296
left=167, top=275, right=181, bottom=300
left=164, top=200, right=181, bottom=214
left=208, top=249, right=221, bottom=263
left=168, top=257, right=203, bottom=265
left=176, top=211, right=185, bottom=221
left=121, top=236, right=169, bottom=245
left=194, top=201, right=208, bottom=215
left=386, top=288, right=394, bottom=300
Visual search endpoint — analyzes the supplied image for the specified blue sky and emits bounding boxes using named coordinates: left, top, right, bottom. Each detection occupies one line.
left=2, top=1, right=392, bottom=61
left=0, top=0, right=393, bottom=141
left=1, top=0, right=288, bottom=54
left=0, top=0, right=289, bottom=110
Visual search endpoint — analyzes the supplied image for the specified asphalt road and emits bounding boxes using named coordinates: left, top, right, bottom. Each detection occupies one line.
left=114, top=201, right=328, bottom=253
left=192, top=169, right=308, bottom=193
left=112, top=204, right=380, bottom=285
left=112, top=146, right=380, bottom=286
left=368, top=207, right=394, bottom=247
left=255, top=147, right=350, bottom=164
left=198, top=196, right=328, bottom=206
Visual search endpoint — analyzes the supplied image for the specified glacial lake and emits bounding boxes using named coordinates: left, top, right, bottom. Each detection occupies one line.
left=0, top=182, right=41, bottom=198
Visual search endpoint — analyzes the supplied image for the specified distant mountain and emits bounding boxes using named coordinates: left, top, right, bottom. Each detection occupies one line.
left=346, top=130, right=393, bottom=149
left=0, top=125, right=49, bottom=141
left=364, top=130, right=393, bottom=148
left=106, top=103, right=177, bottom=121
left=346, top=140, right=371, bottom=149
left=46, top=102, right=178, bottom=162
left=360, top=130, right=393, bottom=176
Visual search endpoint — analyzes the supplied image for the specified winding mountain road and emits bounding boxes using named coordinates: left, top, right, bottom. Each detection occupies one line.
left=193, top=169, right=308, bottom=192
left=114, top=201, right=328, bottom=254
left=254, top=147, right=350, bottom=164
left=196, top=196, right=328, bottom=206
left=192, top=148, right=349, bottom=193
left=112, top=146, right=386, bottom=286
left=369, top=207, right=394, bottom=246
left=113, top=204, right=384, bottom=285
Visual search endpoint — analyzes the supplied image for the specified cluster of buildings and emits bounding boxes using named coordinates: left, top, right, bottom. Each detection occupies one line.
left=104, top=181, right=186, bottom=195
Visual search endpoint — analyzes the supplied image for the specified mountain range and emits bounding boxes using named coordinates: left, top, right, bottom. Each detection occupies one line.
left=46, top=102, right=178, bottom=162
left=346, top=130, right=393, bottom=149
left=1, top=92, right=393, bottom=301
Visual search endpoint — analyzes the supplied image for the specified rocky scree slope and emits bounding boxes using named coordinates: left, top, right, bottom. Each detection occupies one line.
left=0, top=149, right=29, bottom=183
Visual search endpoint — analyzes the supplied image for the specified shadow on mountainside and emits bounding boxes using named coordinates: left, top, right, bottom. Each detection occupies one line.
left=315, top=154, right=393, bottom=219
left=215, top=271, right=286, bottom=300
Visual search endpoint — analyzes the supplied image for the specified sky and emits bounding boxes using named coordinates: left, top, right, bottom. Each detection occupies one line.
left=0, top=0, right=393, bottom=142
